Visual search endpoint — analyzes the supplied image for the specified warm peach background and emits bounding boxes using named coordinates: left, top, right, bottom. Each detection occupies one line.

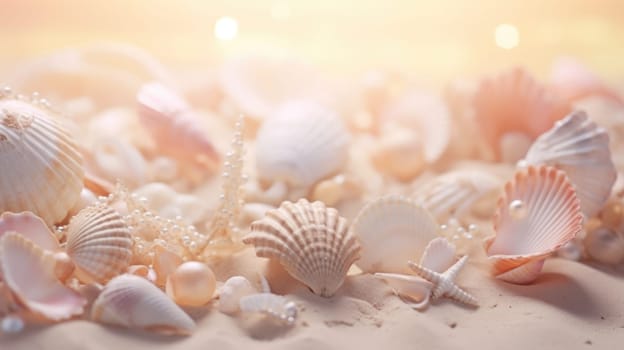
left=1, top=0, right=623, bottom=81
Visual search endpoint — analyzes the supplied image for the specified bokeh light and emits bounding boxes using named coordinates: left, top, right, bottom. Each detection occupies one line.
left=495, top=24, right=519, bottom=49
left=214, top=16, right=238, bottom=41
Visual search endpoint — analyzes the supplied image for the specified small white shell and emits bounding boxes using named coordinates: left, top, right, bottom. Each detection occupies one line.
left=0, top=92, right=84, bottom=225
left=243, top=199, right=361, bottom=297
left=0, top=232, right=85, bottom=320
left=66, top=203, right=133, bottom=283
left=351, top=195, right=438, bottom=273
left=218, top=276, right=258, bottom=314
left=91, top=274, right=195, bottom=335
left=239, top=293, right=298, bottom=325
left=413, top=170, right=501, bottom=223
left=519, top=110, right=616, bottom=217
left=255, top=100, right=350, bottom=188
left=485, top=165, right=582, bottom=284
left=419, top=237, right=457, bottom=273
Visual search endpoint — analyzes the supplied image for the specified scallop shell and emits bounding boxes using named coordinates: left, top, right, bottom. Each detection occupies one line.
left=91, top=274, right=195, bottom=335
left=239, top=293, right=298, bottom=325
left=519, top=111, right=616, bottom=217
left=217, top=276, right=258, bottom=314
left=255, top=100, right=350, bottom=189
left=381, top=89, right=451, bottom=163
left=0, top=211, right=59, bottom=251
left=473, top=67, right=571, bottom=160
left=485, top=165, right=582, bottom=284
left=370, top=123, right=427, bottom=181
left=0, top=232, right=85, bottom=320
left=413, top=169, right=502, bottom=223
left=137, top=82, right=219, bottom=169
left=0, top=91, right=84, bottom=225
left=243, top=199, right=361, bottom=297
left=351, top=195, right=438, bottom=274
left=66, top=203, right=133, bottom=284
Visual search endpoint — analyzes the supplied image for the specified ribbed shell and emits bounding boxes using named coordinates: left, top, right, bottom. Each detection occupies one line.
left=255, top=100, right=350, bottom=188
left=520, top=110, right=616, bottom=217
left=66, top=204, right=132, bottom=283
left=351, top=195, right=438, bottom=274
left=485, top=165, right=582, bottom=284
left=243, top=199, right=361, bottom=297
left=0, top=232, right=85, bottom=320
left=91, top=274, right=195, bottom=335
left=0, top=94, right=84, bottom=225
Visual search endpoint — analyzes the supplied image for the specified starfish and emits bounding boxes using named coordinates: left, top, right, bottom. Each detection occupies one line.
left=408, top=255, right=478, bottom=307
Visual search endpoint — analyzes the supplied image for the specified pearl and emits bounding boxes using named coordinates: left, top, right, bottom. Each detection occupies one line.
left=166, top=261, right=216, bottom=307
left=509, top=199, right=527, bottom=220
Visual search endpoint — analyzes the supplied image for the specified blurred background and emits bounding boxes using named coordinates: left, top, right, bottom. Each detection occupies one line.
left=1, top=0, right=623, bottom=82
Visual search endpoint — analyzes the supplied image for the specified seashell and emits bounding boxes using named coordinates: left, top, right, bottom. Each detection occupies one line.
left=243, top=199, right=361, bottom=297
left=255, top=100, right=350, bottom=189
left=413, top=169, right=502, bottom=224
left=485, top=165, right=582, bottom=284
left=0, top=91, right=84, bottom=226
left=518, top=111, right=616, bottom=217
left=165, top=261, right=216, bottom=307
left=351, top=195, right=438, bottom=274
left=66, top=203, right=133, bottom=284
left=370, top=123, right=427, bottom=181
left=583, top=227, right=624, bottom=265
left=381, top=89, right=451, bottom=163
left=217, top=276, right=258, bottom=314
left=374, top=273, right=433, bottom=310
left=499, top=132, right=533, bottom=164
left=310, top=174, right=362, bottom=207
left=550, top=57, right=623, bottom=105
left=473, top=67, right=571, bottom=160
left=91, top=274, right=195, bottom=335
left=0, top=212, right=59, bottom=251
left=239, top=293, right=298, bottom=325
left=419, top=237, right=458, bottom=273
left=0, top=232, right=85, bottom=320
left=137, top=82, right=220, bottom=169
left=91, top=137, right=148, bottom=188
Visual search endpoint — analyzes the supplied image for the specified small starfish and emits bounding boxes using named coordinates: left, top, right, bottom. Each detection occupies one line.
left=408, top=255, right=478, bottom=307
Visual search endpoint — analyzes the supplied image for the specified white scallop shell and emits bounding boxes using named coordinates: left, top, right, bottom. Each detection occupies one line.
left=243, top=199, right=361, bottom=297
left=351, top=195, right=438, bottom=274
left=66, top=203, right=133, bottom=283
left=239, top=293, right=298, bottom=325
left=218, top=276, right=258, bottom=314
left=485, top=165, right=582, bottom=284
left=0, top=93, right=84, bottom=225
left=255, top=100, right=350, bottom=188
left=519, top=110, right=616, bottom=217
left=413, top=170, right=502, bottom=223
left=91, top=274, right=195, bottom=335
left=0, top=232, right=85, bottom=320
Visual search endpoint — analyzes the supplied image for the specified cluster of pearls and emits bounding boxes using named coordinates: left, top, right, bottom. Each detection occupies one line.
left=1, top=86, right=53, bottom=110
left=438, top=218, right=483, bottom=255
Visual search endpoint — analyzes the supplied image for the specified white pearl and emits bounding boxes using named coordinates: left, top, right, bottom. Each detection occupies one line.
left=509, top=199, right=527, bottom=220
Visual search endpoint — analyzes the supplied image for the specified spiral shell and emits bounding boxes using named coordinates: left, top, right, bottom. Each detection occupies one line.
left=66, top=203, right=133, bottom=284
left=91, top=274, right=195, bottom=335
left=485, top=165, right=582, bottom=284
left=0, top=90, right=84, bottom=225
left=243, top=199, right=361, bottom=297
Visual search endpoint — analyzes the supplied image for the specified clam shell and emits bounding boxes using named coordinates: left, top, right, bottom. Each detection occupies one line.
left=0, top=212, right=59, bottom=251
left=0, top=93, right=84, bottom=225
left=217, top=276, right=258, bottom=314
left=239, top=293, right=298, bottom=325
left=485, top=165, right=582, bottom=284
left=91, top=274, right=195, bottom=335
left=413, top=169, right=502, bottom=223
left=351, top=195, right=438, bottom=274
left=473, top=67, right=571, bottom=160
left=0, top=232, right=85, bottom=320
left=243, top=199, right=361, bottom=297
left=66, top=203, right=133, bottom=284
left=519, top=110, right=616, bottom=217
left=255, top=100, right=350, bottom=188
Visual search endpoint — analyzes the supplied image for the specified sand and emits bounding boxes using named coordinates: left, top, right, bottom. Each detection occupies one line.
left=1, top=248, right=622, bottom=350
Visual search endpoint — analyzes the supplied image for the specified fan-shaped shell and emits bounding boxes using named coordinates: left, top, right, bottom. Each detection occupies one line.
left=413, top=169, right=502, bottom=223
left=91, top=274, right=195, bottom=335
left=0, top=232, right=85, bottom=320
left=255, top=100, right=350, bottom=188
left=351, top=195, right=438, bottom=274
left=66, top=203, right=133, bottom=284
left=243, top=199, right=361, bottom=297
left=519, top=110, right=616, bottom=217
left=473, top=67, right=571, bottom=160
left=0, top=92, right=84, bottom=226
left=485, top=165, right=582, bottom=284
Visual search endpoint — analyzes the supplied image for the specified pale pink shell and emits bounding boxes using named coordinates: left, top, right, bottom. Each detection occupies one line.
left=550, top=57, right=623, bottom=105
left=0, top=211, right=59, bottom=251
left=485, top=165, right=582, bottom=284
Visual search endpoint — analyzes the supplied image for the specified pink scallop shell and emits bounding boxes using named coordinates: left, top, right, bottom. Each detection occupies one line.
left=0, top=212, right=59, bottom=251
